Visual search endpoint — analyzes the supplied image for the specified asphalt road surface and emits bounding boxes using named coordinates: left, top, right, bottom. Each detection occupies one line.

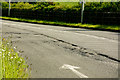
left=1, top=19, right=119, bottom=78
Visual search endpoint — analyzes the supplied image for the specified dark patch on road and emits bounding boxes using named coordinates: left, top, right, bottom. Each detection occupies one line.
left=16, top=36, right=21, bottom=38
left=30, top=41, right=39, bottom=45
left=40, top=35, right=119, bottom=63
left=5, top=25, right=119, bottom=63
left=4, top=32, right=29, bottom=35
left=42, top=39, right=108, bottom=62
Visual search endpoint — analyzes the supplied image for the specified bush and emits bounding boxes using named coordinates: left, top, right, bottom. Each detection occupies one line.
left=2, top=2, right=120, bottom=25
left=11, top=2, right=34, bottom=9
left=2, top=2, right=9, bottom=9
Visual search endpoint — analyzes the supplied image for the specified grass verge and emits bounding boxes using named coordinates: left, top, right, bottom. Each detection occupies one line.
left=0, top=16, right=119, bottom=31
left=0, top=37, right=30, bottom=78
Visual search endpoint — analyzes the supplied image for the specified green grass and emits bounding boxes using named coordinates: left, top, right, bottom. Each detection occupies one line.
left=0, top=37, right=30, bottom=78
left=0, top=16, right=119, bottom=31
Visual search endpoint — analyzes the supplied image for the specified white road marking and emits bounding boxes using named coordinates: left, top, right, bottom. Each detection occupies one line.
left=2, top=22, right=118, bottom=43
left=60, top=64, right=88, bottom=78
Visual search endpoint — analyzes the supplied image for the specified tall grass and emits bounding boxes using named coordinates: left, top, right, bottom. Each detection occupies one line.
left=0, top=37, right=30, bottom=78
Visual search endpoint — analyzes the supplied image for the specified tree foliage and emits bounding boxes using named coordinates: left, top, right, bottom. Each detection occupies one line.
left=2, top=2, right=120, bottom=12
left=2, top=2, right=119, bottom=25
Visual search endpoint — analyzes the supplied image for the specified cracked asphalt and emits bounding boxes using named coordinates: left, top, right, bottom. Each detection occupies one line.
left=1, top=20, right=119, bottom=78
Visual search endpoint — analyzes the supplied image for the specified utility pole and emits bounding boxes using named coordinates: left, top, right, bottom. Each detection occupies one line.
left=81, top=0, right=84, bottom=24
left=8, top=0, right=11, bottom=16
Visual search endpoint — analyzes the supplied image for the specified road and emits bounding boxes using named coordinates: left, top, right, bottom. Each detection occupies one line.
left=1, top=19, right=119, bottom=78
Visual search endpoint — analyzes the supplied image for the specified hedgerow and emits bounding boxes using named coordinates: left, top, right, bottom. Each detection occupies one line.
left=2, top=2, right=119, bottom=12
left=1, top=2, right=120, bottom=25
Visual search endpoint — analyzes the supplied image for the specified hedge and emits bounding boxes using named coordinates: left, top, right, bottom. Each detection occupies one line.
left=1, top=2, right=120, bottom=25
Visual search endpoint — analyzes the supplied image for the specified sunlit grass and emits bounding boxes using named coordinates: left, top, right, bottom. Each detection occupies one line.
left=0, top=16, right=119, bottom=31
left=0, top=37, right=30, bottom=78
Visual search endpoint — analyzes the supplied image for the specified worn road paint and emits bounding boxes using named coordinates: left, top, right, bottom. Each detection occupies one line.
left=60, top=64, right=88, bottom=78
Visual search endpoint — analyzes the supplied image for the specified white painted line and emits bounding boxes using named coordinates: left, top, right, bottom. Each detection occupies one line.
left=74, top=32, right=118, bottom=43
left=2, top=22, right=118, bottom=43
left=60, top=64, right=88, bottom=78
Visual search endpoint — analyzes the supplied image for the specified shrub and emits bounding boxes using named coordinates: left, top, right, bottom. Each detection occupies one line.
left=2, top=2, right=9, bottom=9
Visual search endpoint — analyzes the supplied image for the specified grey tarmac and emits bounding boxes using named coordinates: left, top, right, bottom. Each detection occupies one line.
left=1, top=20, right=119, bottom=78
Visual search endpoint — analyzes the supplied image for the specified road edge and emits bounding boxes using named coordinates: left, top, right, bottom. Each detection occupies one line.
left=0, top=18, right=119, bottom=33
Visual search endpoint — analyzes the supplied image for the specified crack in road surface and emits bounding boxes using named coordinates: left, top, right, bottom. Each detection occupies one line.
left=3, top=26, right=119, bottom=63
left=40, top=34, right=119, bottom=63
left=2, top=22, right=118, bottom=78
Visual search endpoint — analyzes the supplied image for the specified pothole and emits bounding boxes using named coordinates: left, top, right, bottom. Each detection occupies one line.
left=42, top=39, right=119, bottom=63
left=6, top=26, right=119, bottom=63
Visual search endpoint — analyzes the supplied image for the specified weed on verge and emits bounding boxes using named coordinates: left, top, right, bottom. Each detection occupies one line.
left=0, top=37, right=31, bottom=78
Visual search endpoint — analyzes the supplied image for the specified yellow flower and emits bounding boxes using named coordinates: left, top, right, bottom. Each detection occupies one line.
left=11, top=49, right=13, bottom=52
left=2, top=38, right=5, bottom=41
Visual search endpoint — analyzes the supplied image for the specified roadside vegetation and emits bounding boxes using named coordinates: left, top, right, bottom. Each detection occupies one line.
left=1, top=2, right=120, bottom=31
left=0, top=16, right=119, bottom=31
left=0, top=37, right=30, bottom=78
left=2, top=2, right=119, bottom=12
